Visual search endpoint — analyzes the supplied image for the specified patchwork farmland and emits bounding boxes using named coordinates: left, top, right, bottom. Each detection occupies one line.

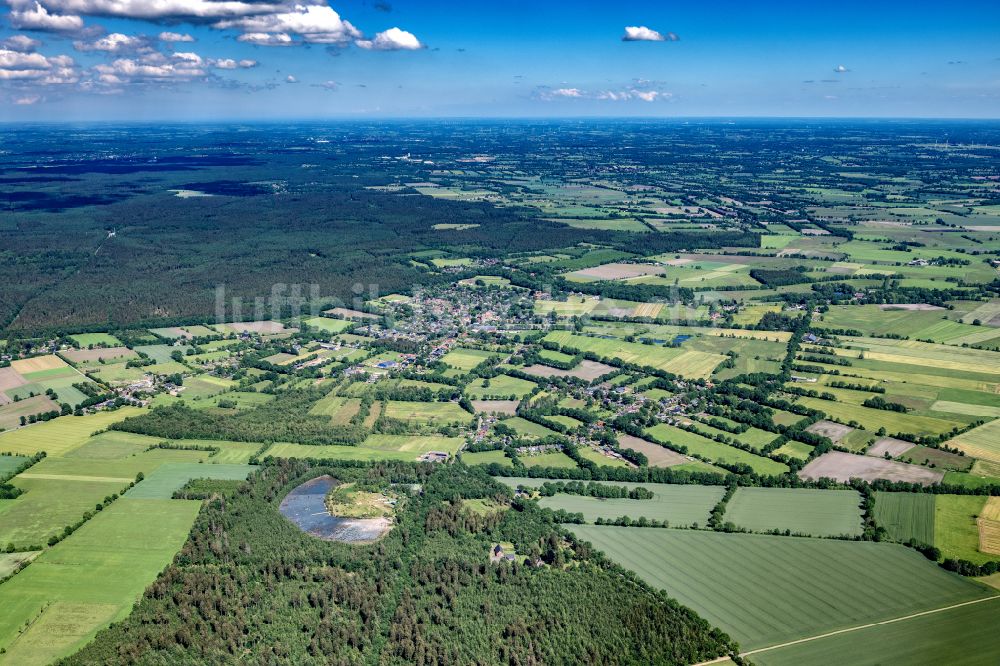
left=4, top=119, right=1000, bottom=663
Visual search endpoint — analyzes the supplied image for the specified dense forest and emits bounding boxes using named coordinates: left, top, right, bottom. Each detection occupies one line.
left=0, top=123, right=771, bottom=336
left=61, top=460, right=735, bottom=665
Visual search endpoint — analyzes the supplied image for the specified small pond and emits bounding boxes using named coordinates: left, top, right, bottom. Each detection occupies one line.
left=279, top=475, right=391, bottom=543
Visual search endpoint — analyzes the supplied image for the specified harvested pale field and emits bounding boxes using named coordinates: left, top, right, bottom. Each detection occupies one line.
left=946, top=418, right=1000, bottom=464
left=324, top=307, right=380, bottom=320
left=617, top=434, right=691, bottom=467
left=470, top=400, right=520, bottom=415
left=633, top=302, right=664, bottom=318
left=960, top=300, right=1000, bottom=327
left=0, top=395, right=60, bottom=430
left=0, top=367, right=27, bottom=392
left=929, top=400, right=1000, bottom=418
left=221, top=320, right=292, bottom=334
left=799, top=451, right=944, bottom=486
left=979, top=510, right=1000, bottom=557
left=878, top=303, right=945, bottom=311
left=983, top=497, right=1000, bottom=522
left=806, top=419, right=855, bottom=444
left=978, top=518, right=1000, bottom=556
left=148, top=326, right=192, bottom=339
left=867, top=437, right=917, bottom=458
left=10, top=355, right=67, bottom=374
left=520, top=359, right=616, bottom=381
left=61, top=347, right=136, bottom=364
left=568, top=263, right=666, bottom=281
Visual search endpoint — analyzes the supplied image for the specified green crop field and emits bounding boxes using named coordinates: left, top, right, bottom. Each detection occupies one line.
left=464, top=373, right=537, bottom=399
left=383, top=401, right=472, bottom=424
left=309, top=391, right=361, bottom=423
left=538, top=348, right=577, bottom=364
left=519, top=451, right=578, bottom=468
left=536, top=483, right=724, bottom=526
left=395, top=378, right=453, bottom=393
left=0, top=498, right=200, bottom=664
left=543, top=331, right=725, bottom=379
left=771, top=409, right=809, bottom=427
left=571, top=526, right=991, bottom=651
left=439, top=347, right=496, bottom=371
left=502, top=416, right=560, bottom=438
left=301, top=316, right=353, bottom=333
left=644, top=423, right=789, bottom=476
left=0, top=476, right=128, bottom=549
left=68, top=332, right=122, bottom=347
left=773, top=440, right=814, bottom=460
left=874, top=492, right=936, bottom=545
left=935, top=495, right=991, bottom=564
left=125, top=462, right=255, bottom=499
left=544, top=414, right=583, bottom=430
left=795, top=396, right=960, bottom=438
left=196, top=392, right=275, bottom=413
left=181, top=375, right=237, bottom=399
left=62, top=431, right=163, bottom=460
left=264, top=434, right=463, bottom=462
left=460, top=450, right=512, bottom=467
left=0, top=408, right=144, bottom=457
left=750, top=596, right=1000, bottom=666
left=0, top=454, right=27, bottom=477
left=195, top=440, right=262, bottom=463
left=723, top=488, right=863, bottom=537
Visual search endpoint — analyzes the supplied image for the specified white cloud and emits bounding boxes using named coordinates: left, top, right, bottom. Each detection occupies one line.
left=285, top=74, right=297, bottom=82
left=95, top=59, right=201, bottom=80
left=9, top=2, right=85, bottom=32
left=74, top=32, right=148, bottom=52
left=217, top=4, right=361, bottom=45
left=159, top=31, right=194, bottom=42
left=93, top=50, right=208, bottom=82
left=14, top=94, right=42, bottom=104
left=355, top=26, right=422, bottom=50
left=312, top=79, right=337, bottom=90
left=210, top=57, right=256, bottom=68
left=8, top=0, right=285, bottom=21
left=552, top=87, right=582, bottom=97
left=543, top=85, right=670, bottom=102
left=1, top=35, right=42, bottom=52
left=0, top=49, right=53, bottom=71
left=237, top=32, right=293, bottom=45
left=631, top=90, right=659, bottom=102
left=834, top=64, right=850, bottom=73
left=622, top=26, right=678, bottom=42
left=0, top=48, right=78, bottom=82
left=172, top=51, right=202, bottom=63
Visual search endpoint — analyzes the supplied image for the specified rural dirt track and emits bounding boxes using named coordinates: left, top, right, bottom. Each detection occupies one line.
left=737, top=595, right=1000, bottom=658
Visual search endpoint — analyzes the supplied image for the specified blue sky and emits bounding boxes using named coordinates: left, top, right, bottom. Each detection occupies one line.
left=0, top=0, right=998, bottom=120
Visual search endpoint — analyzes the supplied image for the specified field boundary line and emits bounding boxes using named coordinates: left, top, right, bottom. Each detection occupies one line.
left=741, top=595, right=1000, bottom=657
left=17, top=473, right=136, bottom=483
